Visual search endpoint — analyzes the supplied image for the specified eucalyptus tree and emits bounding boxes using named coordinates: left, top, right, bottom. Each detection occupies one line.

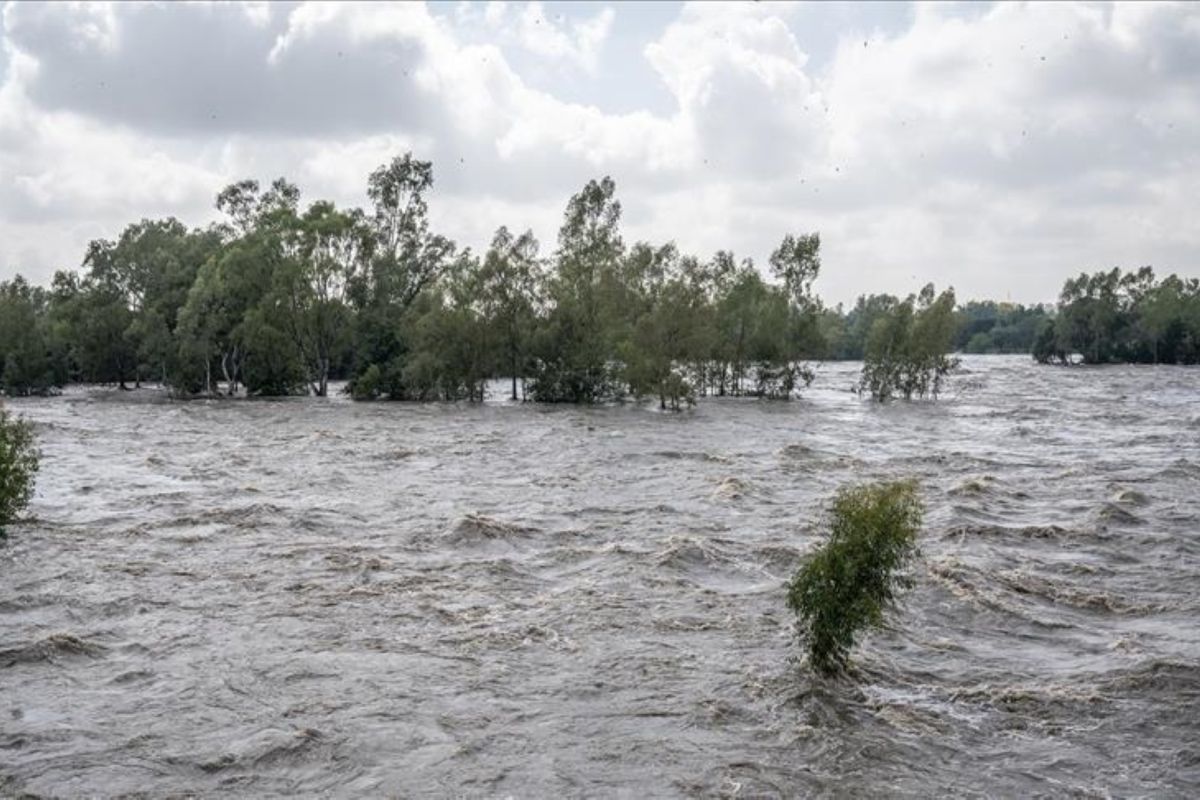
left=349, top=153, right=455, bottom=399
left=399, top=251, right=493, bottom=401
left=673, top=253, right=721, bottom=394
left=1057, top=269, right=1123, bottom=365
left=44, top=271, right=85, bottom=382
left=1031, top=317, right=1068, bottom=365
left=1036, top=267, right=1200, bottom=365
left=1140, top=274, right=1200, bottom=364
left=769, top=233, right=821, bottom=312
left=175, top=179, right=303, bottom=395
left=861, top=284, right=959, bottom=401
left=529, top=176, right=625, bottom=403
left=276, top=201, right=368, bottom=396
left=767, top=232, right=824, bottom=395
left=674, top=251, right=736, bottom=395
left=82, top=217, right=221, bottom=386
left=216, top=178, right=302, bottom=238
left=45, top=269, right=137, bottom=388
left=623, top=258, right=707, bottom=410
left=0, top=277, right=66, bottom=396
left=477, top=226, right=541, bottom=400
left=712, top=261, right=793, bottom=397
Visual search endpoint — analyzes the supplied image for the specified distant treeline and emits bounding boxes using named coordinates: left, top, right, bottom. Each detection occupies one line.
left=818, top=297, right=1051, bottom=360
left=0, top=154, right=1191, bottom=403
left=1033, top=267, right=1200, bottom=365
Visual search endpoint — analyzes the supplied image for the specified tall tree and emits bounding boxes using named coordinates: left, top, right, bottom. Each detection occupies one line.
left=277, top=201, right=367, bottom=396
left=478, top=226, right=541, bottom=400
left=529, top=176, right=625, bottom=403
left=349, top=153, right=455, bottom=399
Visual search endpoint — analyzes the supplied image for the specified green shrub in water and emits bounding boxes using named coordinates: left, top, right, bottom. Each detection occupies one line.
left=0, top=405, right=39, bottom=529
left=787, top=480, right=923, bottom=676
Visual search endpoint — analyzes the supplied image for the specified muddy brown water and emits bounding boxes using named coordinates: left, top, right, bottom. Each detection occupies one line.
left=2, top=356, right=1198, bottom=797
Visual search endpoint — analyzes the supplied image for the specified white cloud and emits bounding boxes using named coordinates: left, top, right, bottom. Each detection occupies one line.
left=516, top=1, right=613, bottom=73
left=455, top=0, right=615, bottom=73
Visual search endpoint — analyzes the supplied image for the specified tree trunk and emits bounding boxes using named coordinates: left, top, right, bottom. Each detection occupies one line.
left=221, top=351, right=234, bottom=396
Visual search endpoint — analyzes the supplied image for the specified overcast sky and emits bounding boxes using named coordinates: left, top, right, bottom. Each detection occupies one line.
left=1, top=1, right=1197, bottom=306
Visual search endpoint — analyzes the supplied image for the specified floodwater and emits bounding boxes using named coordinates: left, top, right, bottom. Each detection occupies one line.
left=2, top=356, right=1198, bottom=797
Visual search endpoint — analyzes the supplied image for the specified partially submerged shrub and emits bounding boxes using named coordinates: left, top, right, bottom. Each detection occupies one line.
left=860, top=284, right=960, bottom=401
left=350, top=363, right=383, bottom=400
left=786, top=480, right=923, bottom=676
left=0, top=405, right=39, bottom=529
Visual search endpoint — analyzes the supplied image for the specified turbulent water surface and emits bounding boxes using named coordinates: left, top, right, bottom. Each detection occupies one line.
left=2, top=356, right=1198, bottom=797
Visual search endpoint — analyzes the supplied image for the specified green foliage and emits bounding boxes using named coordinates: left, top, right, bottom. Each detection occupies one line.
left=954, top=300, right=1053, bottom=354
left=786, top=480, right=923, bottom=676
left=860, top=284, right=960, bottom=401
left=346, top=154, right=457, bottom=399
left=397, top=255, right=492, bottom=401
left=10, top=165, right=1189, bottom=407
left=82, top=217, right=224, bottom=388
left=275, top=200, right=365, bottom=396
left=1037, top=267, right=1200, bottom=364
left=819, top=293, right=901, bottom=361
left=528, top=177, right=625, bottom=403
left=0, top=277, right=69, bottom=396
left=477, top=226, right=540, bottom=400
left=0, top=406, right=39, bottom=529
left=769, top=232, right=821, bottom=311
left=1031, top=318, right=1068, bottom=365
left=622, top=256, right=705, bottom=410
left=238, top=309, right=308, bottom=396
left=0, top=154, right=843, bottom=406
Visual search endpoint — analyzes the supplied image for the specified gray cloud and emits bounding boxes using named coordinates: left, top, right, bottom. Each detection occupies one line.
left=5, top=2, right=437, bottom=137
left=0, top=1, right=1197, bottom=306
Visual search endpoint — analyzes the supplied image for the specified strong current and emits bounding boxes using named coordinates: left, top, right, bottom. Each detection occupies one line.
left=2, top=356, right=1198, bottom=797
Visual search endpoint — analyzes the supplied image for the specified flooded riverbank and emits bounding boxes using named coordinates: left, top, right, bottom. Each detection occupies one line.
left=2, top=356, right=1198, bottom=796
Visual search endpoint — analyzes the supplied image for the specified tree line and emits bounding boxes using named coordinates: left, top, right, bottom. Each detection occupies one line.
left=0, top=152, right=917, bottom=405
left=0, top=156, right=829, bottom=407
left=2, top=152, right=1185, bottom=406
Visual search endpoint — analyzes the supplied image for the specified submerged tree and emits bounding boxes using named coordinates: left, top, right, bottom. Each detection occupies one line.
left=0, top=405, right=39, bottom=530
left=787, top=480, right=923, bottom=677
left=175, top=181, right=302, bottom=396
left=478, top=226, right=541, bottom=400
left=12, top=151, right=1103, bottom=403
left=1031, top=317, right=1068, bottom=365
left=349, top=154, right=456, bottom=399
left=860, top=284, right=959, bottom=401
left=82, top=217, right=223, bottom=388
left=395, top=251, right=493, bottom=401
left=1036, top=267, right=1200, bottom=365
left=277, top=201, right=367, bottom=396
left=622, top=245, right=707, bottom=410
left=528, top=176, right=626, bottom=403
left=0, top=277, right=68, bottom=396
